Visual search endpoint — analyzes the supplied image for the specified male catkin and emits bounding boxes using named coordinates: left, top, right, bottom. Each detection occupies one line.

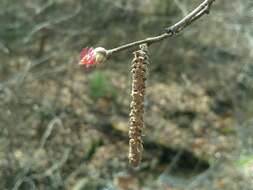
left=129, top=44, right=149, bottom=167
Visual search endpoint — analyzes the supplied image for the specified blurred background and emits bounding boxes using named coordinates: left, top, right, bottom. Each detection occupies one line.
left=0, top=0, right=253, bottom=189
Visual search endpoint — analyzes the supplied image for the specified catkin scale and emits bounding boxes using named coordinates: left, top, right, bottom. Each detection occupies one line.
left=129, top=44, right=149, bottom=167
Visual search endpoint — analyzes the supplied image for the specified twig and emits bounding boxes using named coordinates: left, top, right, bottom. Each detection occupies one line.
left=0, top=40, right=10, bottom=54
left=107, top=0, right=215, bottom=56
left=39, top=117, right=62, bottom=149
left=23, top=6, right=81, bottom=43
left=31, top=148, right=71, bottom=179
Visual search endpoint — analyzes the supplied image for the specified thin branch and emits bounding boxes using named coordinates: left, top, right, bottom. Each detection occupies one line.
left=107, top=34, right=170, bottom=56
left=107, top=0, right=215, bottom=56
left=23, top=6, right=81, bottom=43
left=39, top=117, right=62, bottom=149
left=0, top=40, right=10, bottom=54
left=165, top=0, right=214, bottom=33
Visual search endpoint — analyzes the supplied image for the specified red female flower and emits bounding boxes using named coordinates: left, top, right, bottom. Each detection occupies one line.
left=79, top=47, right=107, bottom=68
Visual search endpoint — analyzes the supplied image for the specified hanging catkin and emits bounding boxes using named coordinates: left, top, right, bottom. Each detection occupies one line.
left=129, top=44, right=149, bottom=167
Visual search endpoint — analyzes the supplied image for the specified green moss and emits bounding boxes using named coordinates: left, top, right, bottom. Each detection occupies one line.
left=220, top=127, right=236, bottom=135
left=235, top=155, right=253, bottom=167
left=88, top=71, right=117, bottom=101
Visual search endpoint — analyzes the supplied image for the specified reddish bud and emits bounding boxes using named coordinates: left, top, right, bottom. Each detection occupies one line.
left=79, top=47, right=107, bottom=68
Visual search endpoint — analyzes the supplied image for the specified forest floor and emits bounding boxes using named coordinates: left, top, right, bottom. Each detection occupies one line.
left=1, top=0, right=253, bottom=189
left=1, top=47, right=252, bottom=190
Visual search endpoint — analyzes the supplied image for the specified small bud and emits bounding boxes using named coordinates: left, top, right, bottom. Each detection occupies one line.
left=94, top=47, right=107, bottom=64
left=79, top=47, right=107, bottom=68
